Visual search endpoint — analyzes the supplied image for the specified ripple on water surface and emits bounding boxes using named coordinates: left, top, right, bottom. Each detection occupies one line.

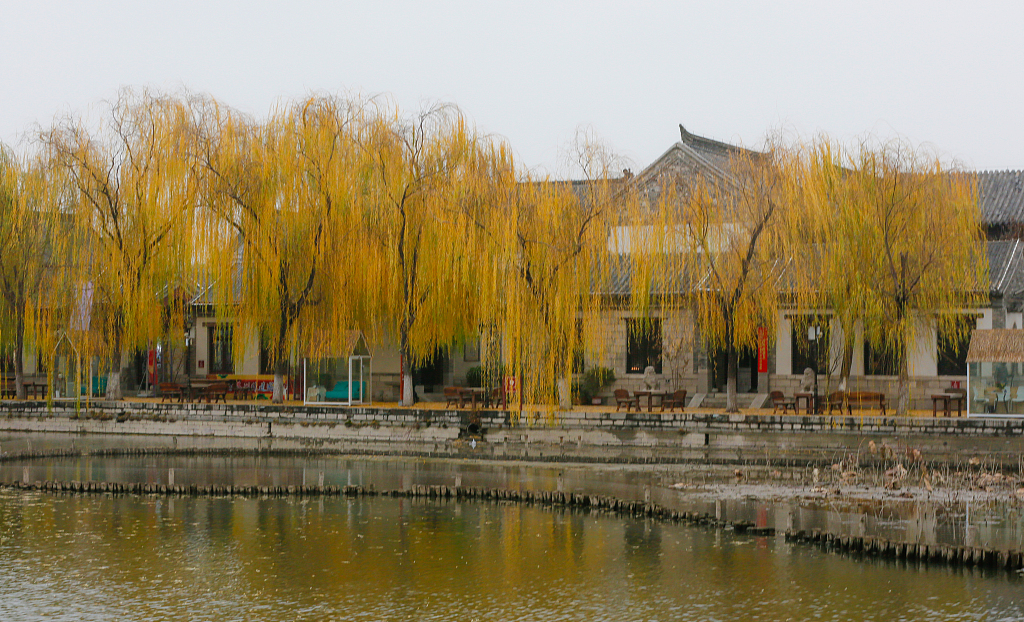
left=0, top=492, right=1020, bottom=621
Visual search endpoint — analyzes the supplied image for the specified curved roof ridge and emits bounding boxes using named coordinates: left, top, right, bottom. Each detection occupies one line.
left=678, top=123, right=761, bottom=158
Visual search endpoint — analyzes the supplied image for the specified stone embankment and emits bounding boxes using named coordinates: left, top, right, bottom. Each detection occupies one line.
left=1, top=448, right=1019, bottom=575
left=2, top=399, right=1023, bottom=437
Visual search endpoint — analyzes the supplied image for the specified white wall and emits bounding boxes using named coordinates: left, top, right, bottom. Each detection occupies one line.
left=776, top=313, right=792, bottom=375
left=191, top=316, right=259, bottom=376
left=977, top=309, right=993, bottom=330
left=589, top=309, right=694, bottom=384
left=1007, top=312, right=1022, bottom=330
left=777, top=308, right=990, bottom=384
left=776, top=312, right=844, bottom=376
left=909, top=316, right=937, bottom=377
left=238, top=338, right=260, bottom=375
left=371, top=339, right=401, bottom=375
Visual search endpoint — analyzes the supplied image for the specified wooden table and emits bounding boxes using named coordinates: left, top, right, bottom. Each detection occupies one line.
left=458, top=387, right=486, bottom=409
left=634, top=390, right=669, bottom=413
left=947, top=390, right=966, bottom=417
left=794, top=392, right=819, bottom=414
left=184, top=381, right=215, bottom=402
left=931, top=393, right=964, bottom=417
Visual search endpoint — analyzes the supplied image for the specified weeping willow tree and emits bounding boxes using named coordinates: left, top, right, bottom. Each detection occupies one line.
left=0, top=147, right=65, bottom=398
left=792, top=139, right=986, bottom=413
left=193, top=95, right=365, bottom=403
left=469, top=134, right=635, bottom=411
left=664, top=144, right=794, bottom=413
left=43, top=89, right=198, bottom=399
left=354, top=104, right=506, bottom=406
left=488, top=179, right=603, bottom=408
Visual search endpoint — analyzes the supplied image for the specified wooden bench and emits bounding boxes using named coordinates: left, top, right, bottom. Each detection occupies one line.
left=485, top=387, right=508, bottom=410
left=25, top=380, right=48, bottom=400
left=158, top=382, right=185, bottom=402
left=230, top=381, right=254, bottom=401
left=827, top=391, right=887, bottom=417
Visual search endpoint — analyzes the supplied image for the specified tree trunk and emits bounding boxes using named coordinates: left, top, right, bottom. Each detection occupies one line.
left=557, top=378, right=571, bottom=410
left=895, top=255, right=910, bottom=414
left=272, top=358, right=288, bottom=404
left=401, top=370, right=414, bottom=407
left=897, top=347, right=910, bottom=415
left=14, top=303, right=25, bottom=400
left=838, top=332, right=854, bottom=392
left=105, top=349, right=125, bottom=400
left=399, top=346, right=414, bottom=407
left=271, top=312, right=291, bottom=404
left=725, top=344, right=739, bottom=413
left=105, top=369, right=122, bottom=400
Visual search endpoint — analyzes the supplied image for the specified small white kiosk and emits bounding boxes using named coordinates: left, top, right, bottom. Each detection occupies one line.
left=303, top=331, right=372, bottom=406
left=966, top=329, right=1024, bottom=416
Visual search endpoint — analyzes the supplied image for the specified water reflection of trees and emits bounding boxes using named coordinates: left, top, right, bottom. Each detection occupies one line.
left=623, top=519, right=662, bottom=579
left=0, top=494, right=1018, bottom=619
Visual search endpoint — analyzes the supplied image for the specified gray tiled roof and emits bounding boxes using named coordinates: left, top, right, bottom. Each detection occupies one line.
left=676, top=124, right=760, bottom=172
left=633, top=125, right=761, bottom=196
left=988, top=239, right=1024, bottom=296
left=601, top=240, right=1004, bottom=299
left=643, top=131, right=1024, bottom=230
left=979, top=170, right=1024, bottom=227
left=597, top=254, right=702, bottom=297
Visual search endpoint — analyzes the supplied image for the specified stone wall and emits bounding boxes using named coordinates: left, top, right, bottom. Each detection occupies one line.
left=1, top=399, right=1020, bottom=437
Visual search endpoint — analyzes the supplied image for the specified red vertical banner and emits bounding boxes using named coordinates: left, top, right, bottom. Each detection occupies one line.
left=147, top=349, right=157, bottom=386
left=757, top=327, right=768, bottom=373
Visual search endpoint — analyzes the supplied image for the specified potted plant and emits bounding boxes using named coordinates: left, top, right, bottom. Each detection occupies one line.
left=575, top=367, right=615, bottom=405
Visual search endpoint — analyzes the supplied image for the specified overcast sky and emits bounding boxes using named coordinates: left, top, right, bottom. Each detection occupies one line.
left=2, top=1, right=1023, bottom=175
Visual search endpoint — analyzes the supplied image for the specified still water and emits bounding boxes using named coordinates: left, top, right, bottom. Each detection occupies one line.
left=0, top=456, right=1021, bottom=621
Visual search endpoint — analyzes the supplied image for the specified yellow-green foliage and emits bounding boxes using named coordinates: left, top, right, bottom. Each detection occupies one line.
left=0, top=147, right=65, bottom=391
left=43, top=89, right=198, bottom=391
left=28, top=89, right=649, bottom=406
left=19, top=88, right=989, bottom=411
left=194, top=95, right=365, bottom=384
left=653, top=146, right=791, bottom=411
left=789, top=138, right=987, bottom=411
left=468, top=134, right=645, bottom=409
left=353, top=104, right=494, bottom=371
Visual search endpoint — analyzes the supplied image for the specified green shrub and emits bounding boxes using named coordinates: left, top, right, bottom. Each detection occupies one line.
left=575, top=366, right=616, bottom=404
left=465, top=366, right=483, bottom=388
